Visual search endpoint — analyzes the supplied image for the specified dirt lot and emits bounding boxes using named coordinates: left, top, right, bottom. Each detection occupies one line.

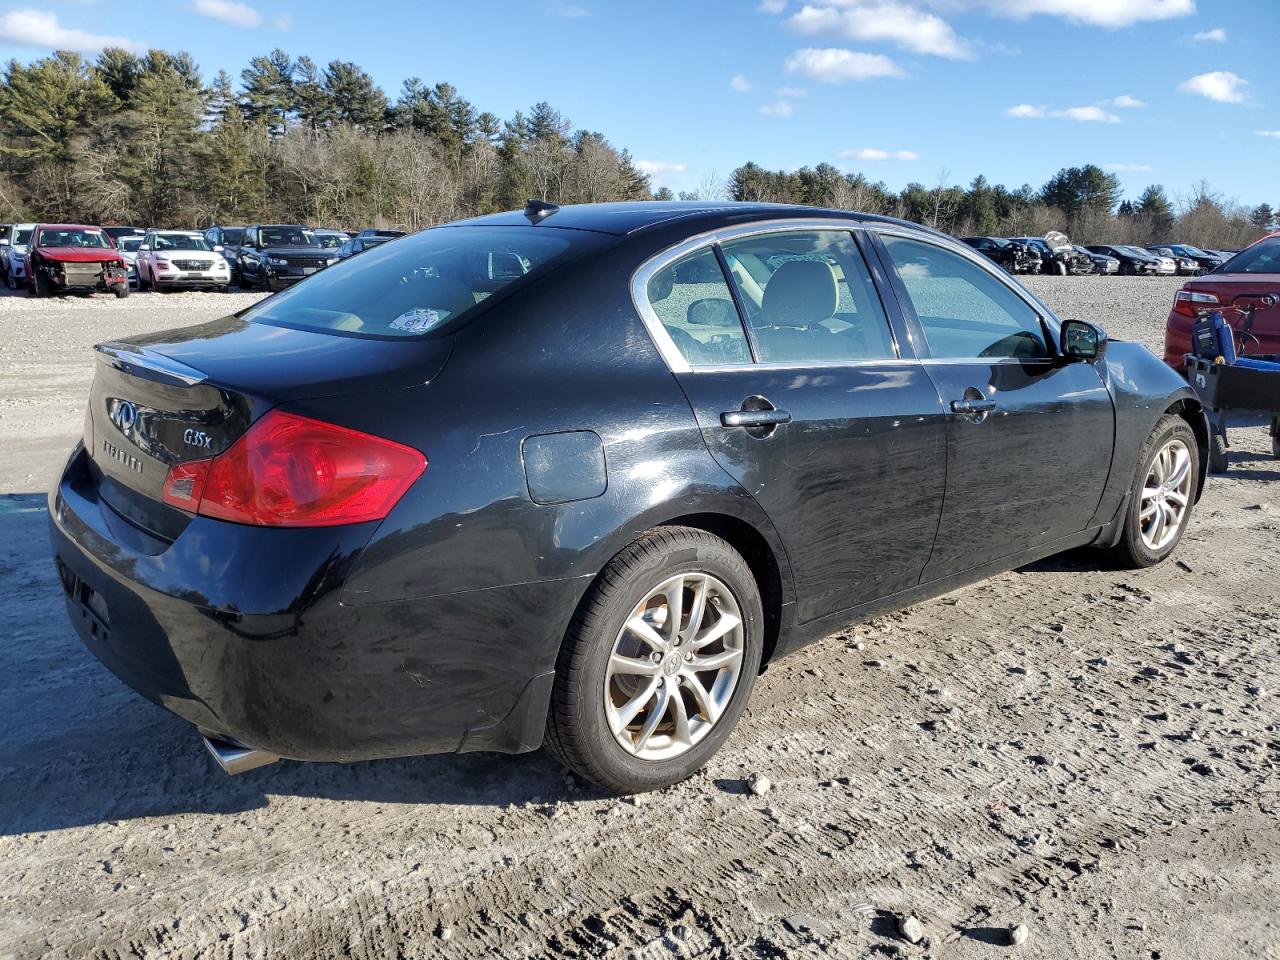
left=1, top=278, right=1277, bottom=959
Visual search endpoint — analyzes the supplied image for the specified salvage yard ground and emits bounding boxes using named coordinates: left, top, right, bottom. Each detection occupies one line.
left=0, top=277, right=1277, bottom=959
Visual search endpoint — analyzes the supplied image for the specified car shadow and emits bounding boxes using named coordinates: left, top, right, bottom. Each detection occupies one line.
left=0, top=493, right=592, bottom=837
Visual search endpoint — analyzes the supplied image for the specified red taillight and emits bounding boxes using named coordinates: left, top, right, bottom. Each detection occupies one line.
left=1173, top=287, right=1219, bottom=318
left=161, top=411, right=426, bottom=527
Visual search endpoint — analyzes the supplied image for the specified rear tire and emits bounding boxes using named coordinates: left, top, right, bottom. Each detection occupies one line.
left=1208, top=425, right=1229, bottom=474
left=545, top=527, right=764, bottom=794
left=1109, top=415, right=1199, bottom=568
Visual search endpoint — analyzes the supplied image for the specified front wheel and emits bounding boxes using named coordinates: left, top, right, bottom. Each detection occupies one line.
left=113, top=282, right=129, bottom=299
left=1109, top=415, right=1199, bottom=568
left=545, top=527, right=764, bottom=793
left=30, top=271, right=48, bottom=297
left=1271, top=419, right=1280, bottom=460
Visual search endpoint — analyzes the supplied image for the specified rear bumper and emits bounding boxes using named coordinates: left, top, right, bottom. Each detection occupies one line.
left=49, top=447, right=574, bottom=762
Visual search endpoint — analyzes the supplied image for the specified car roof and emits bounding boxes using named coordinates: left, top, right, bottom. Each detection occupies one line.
left=36, top=223, right=103, bottom=231
left=454, top=200, right=932, bottom=237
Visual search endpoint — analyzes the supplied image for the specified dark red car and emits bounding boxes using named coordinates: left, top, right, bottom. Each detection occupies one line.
left=28, top=224, right=129, bottom=298
left=1162, top=237, right=1280, bottom=369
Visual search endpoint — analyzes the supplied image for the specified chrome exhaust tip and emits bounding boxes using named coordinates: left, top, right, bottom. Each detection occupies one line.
left=201, top=734, right=279, bottom=775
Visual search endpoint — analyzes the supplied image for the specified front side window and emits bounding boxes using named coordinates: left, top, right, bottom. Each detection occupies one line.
left=246, top=225, right=586, bottom=338
left=722, top=230, right=896, bottom=364
left=37, top=228, right=109, bottom=248
left=882, top=235, right=1050, bottom=360
left=646, top=248, right=752, bottom=366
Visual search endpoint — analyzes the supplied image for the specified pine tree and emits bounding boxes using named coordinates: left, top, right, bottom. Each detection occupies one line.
left=322, top=61, right=386, bottom=130
left=240, top=49, right=294, bottom=136
left=1250, top=203, right=1274, bottom=232
left=1136, top=184, right=1174, bottom=237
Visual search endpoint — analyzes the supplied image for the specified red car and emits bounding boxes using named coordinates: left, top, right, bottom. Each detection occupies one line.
left=1162, top=236, right=1280, bottom=369
left=28, top=224, right=129, bottom=298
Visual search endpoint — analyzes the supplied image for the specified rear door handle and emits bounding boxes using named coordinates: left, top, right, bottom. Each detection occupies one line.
left=950, top=398, right=996, bottom=414
left=721, top=409, right=792, bottom=428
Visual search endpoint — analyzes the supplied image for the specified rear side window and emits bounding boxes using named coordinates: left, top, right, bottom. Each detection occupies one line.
left=882, top=235, right=1050, bottom=360
left=721, top=230, right=895, bottom=364
left=246, top=226, right=583, bottom=338
left=1219, top=239, right=1280, bottom=274
left=646, top=248, right=753, bottom=366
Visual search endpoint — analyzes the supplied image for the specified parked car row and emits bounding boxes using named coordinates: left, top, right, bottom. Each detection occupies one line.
left=959, top=231, right=1233, bottom=278
left=0, top=221, right=408, bottom=297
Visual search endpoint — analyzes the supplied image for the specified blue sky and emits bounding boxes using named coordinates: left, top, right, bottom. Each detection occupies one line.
left=2, top=0, right=1277, bottom=207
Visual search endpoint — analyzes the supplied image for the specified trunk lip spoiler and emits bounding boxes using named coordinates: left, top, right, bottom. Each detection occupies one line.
left=94, top=341, right=207, bottom=387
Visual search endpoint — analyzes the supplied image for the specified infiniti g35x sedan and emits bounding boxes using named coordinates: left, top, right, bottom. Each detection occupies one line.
left=51, top=202, right=1209, bottom=793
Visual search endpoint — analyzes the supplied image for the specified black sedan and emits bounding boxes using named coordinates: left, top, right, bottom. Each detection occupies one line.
left=51, top=202, right=1208, bottom=793
left=959, top=236, right=1037, bottom=273
left=1086, top=244, right=1163, bottom=276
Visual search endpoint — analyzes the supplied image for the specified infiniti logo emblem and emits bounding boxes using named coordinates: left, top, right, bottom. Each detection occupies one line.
left=109, top=399, right=137, bottom=433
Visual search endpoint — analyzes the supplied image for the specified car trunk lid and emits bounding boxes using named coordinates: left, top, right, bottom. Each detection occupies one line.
left=87, top=317, right=453, bottom=540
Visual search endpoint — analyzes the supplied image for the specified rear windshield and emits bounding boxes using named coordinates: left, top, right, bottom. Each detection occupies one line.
left=1218, top=240, right=1280, bottom=275
left=244, top=226, right=589, bottom=338
left=38, top=228, right=109, bottom=248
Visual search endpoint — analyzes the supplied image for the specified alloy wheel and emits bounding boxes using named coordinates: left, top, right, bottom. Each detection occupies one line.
left=1139, top=438, right=1192, bottom=551
left=603, top=572, right=745, bottom=762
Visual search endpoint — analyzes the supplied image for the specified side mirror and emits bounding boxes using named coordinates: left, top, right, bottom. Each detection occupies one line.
left=213, top=244, right=224, bottom=252
left=1061, top=319, right=1107, bottom=361
left=139, top=244, right=150, bottom=251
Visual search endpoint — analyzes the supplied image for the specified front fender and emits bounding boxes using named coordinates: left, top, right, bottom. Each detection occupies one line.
left=1092, top=341, right=1209, bottom=526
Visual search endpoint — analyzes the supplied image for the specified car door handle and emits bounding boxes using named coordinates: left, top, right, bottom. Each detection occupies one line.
left=721, top=409, right=792, bottom=428
left=950, top=398, right=996, bottom=414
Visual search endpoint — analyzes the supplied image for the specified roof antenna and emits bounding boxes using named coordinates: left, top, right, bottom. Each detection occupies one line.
left=524, top=199, right=560, bottom=224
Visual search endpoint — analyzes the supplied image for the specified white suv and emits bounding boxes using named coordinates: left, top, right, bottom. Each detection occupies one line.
left=136, top=230, right=231, bottom=291
left=4, top=223, right=37, bottom=291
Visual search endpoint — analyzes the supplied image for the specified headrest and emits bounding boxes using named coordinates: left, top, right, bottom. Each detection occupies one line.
left=762, top=260, right=837, bottom=328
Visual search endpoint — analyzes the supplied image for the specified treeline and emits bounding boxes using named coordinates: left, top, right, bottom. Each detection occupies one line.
left=726, top=163, right=1274, bottom=249
left=0, top=46, right=1274, bottom=248
left=0, top=48, right=649, bottom=229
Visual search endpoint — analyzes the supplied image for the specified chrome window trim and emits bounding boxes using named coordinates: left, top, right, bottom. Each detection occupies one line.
left=630, top=217, right=899, bottom=375
left=866, top=224, right=1064, bottom=360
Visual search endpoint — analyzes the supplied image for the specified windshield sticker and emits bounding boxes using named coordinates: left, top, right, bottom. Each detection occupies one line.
left=389, top=308, right=443, bottom=334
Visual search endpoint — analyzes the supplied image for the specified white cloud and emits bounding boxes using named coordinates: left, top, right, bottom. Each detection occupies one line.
left=840, top=147, right=918, bottom=160
left=1054, top=105, right=1122, bottom=123
left=1004, top=103, right=1046, bottom=118
left=759, top=100, right=796, bottom=116
left=729, top=74, right=753, bottom=93
left=193, top=0, right=262, bottom=28
left=1192, top=27, right=1226, bottom=42
left=1257, top=130, right=1280, bottom=139
left=1103, top=162, right=1155, bottom=172
left=785, top=47, right=903, bottom=82
left=759, top=0, right=787, bottom=11
left=776, top=86, right=808, bottom=97
left=0, top=9, right=144, bottom=51
left=636, top=160, right=689, bottom=177
left=1105, top=94, right=1145, bottom=108
left=788, top=1, right=972, bottom=59
left=1179, top=70, right=1248, bottom=103
left=976, top=0, right=1195, bottom=28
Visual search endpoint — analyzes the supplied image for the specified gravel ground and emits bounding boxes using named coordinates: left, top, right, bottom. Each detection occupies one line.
left=1, top=276, right=1277, bottom=959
